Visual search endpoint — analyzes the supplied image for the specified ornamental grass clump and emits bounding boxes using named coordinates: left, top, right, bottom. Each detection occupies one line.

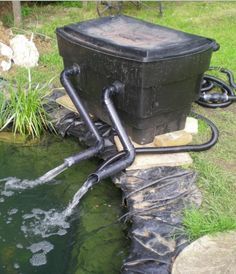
left=0, top=92, right=11, bottom=130
left=0, top=76, right=54, bottom=139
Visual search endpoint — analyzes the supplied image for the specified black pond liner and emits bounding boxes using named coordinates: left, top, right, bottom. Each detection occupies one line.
left=46, top=91, right=201, bottom=274
left=116, top=167, right=199, bottom=274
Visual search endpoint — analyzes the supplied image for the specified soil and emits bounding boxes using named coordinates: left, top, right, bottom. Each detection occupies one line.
left=0, top=21, right=13, bottom=45
left=33, top=35, right=52, bottom=55
left=0, top=2, right=12, bottom=19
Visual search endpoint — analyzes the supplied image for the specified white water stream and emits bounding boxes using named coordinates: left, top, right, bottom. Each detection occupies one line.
left=1, top=164, right=97, bottom=238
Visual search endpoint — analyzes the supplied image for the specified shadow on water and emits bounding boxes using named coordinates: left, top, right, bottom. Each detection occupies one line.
left=0, top=136, right=129, bottom=274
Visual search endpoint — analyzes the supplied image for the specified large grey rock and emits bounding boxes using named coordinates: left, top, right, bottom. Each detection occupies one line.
left=172, top=231, right=236, bottom=274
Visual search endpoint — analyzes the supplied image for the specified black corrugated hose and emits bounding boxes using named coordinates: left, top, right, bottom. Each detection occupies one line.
left=197, top=67, right=236, bottom=108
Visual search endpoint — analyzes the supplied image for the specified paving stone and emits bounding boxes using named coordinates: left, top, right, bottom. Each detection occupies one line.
left=56, top=95, right=78, bottom=113
left=184, top=117, right=198, bottom=135
left=154, top=130, right=193, bottom=147
left=114, top=136, right=193, bottom=170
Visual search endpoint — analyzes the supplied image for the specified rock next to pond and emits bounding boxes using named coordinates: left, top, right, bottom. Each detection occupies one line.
left=48, top=90, right=202, bottom=274
left=172, top=231, right=236, bottom=274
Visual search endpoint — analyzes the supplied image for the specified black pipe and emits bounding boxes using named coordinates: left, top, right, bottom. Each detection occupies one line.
left=136, top=112, right=218, bottom=153
left=95, top=111, right=219, bottom=172
left=60, top=65, right=104, bottom=166
left=88, top=81, right=136, bottom=182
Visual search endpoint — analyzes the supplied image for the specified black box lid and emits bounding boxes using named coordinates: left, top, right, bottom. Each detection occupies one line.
left=57, top=15, right=218, bottom=62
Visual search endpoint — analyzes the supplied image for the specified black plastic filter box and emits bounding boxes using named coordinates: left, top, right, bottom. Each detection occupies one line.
left=56, top=15, right=218, bottom=144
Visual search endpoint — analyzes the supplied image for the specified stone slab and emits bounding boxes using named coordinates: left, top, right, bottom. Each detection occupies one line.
left=154, top=130, right=193, bottom=147
left=185, top=117, right=198, bottom=135
left=56, top=95, right=78, bottom=113
left=114, top=136, right=193, bottom=170
left=172, top=231, right=236, bottom=274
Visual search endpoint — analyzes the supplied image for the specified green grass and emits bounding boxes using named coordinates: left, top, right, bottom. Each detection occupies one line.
left=184, top=156, right=236, bottom=239
left=1, top=1, right=236, bottom=239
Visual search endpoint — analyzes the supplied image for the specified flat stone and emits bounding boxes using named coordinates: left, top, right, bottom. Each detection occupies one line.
left=153, top=117, right=198, bottom=147
left=172, top=231, right=236, bottom=274
left=184, top=117, right=198, bottom=135
left=56, top=95, right=78, bottom=113
left=114, top=136, right=192, bottom=170
left=154, top=130, right=192, bottom=147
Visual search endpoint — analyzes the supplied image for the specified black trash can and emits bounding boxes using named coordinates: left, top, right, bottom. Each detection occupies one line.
left=56, top=15, right=218, bottom=144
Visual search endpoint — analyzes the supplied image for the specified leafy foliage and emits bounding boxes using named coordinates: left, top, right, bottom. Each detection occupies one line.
left=0, top=74, right=54, bottom=139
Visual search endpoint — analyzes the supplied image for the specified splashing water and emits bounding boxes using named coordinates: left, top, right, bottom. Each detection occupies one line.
left=27, top=240, right=54, bottom=266
left=17, top=185, right=86, bottom=268
left=2, top=162, right=68, bottom=192
left=37, top=162, right=68, bottom=184
left=21, top=208, right=70, bottom=238
left=1, top=155, right=97, bottom=244
left=63, top=177, right=98, bottom=217
left=21, top=177, right=98, bottom=239
left=0, top=138, right=128, bottom=273
left=1, top=162, right=97, bottom=241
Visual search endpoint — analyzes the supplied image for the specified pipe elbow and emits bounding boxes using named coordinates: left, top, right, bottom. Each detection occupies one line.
left=95, top=139, right=105, bottom=153
left=102, top=86, right=116, bottom=106
left=126, top=148, right=136, bottom=166
left=102, top=81, right=124, bottom=103
left=60, top=64, right=80, bottom=85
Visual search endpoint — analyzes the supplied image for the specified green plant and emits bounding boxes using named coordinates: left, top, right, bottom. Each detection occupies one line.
left=0, top=92, right=12, bottom=130
left=1, top=13, right=14, bottom=27
left=21, top=4, right=34, bottom=17
left=0, top=72, right=54, bottom=139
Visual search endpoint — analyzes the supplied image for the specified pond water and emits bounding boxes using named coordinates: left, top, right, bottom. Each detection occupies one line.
left=0, top=136, right=129, bottom=274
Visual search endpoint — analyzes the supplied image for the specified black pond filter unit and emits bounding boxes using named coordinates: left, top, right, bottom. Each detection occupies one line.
left=56, top=15, right=224, bottom=184
left=56, top=15, right=219, bottom=145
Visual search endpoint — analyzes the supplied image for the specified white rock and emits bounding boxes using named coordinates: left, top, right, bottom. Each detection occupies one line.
left=184, top=117, right=198, bottom=135
left=0, top=59, right=12, bottom=71
left=0, top=42, right=13, bottom=59
left=10, top=34, right=39, bottom=68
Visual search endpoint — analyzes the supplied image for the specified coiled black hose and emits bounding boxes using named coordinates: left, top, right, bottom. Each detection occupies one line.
left=197, top=67, right=236, bottom=108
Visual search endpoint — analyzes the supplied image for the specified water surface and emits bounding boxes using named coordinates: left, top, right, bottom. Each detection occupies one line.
left=0, top=136, right=128, bottom=274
